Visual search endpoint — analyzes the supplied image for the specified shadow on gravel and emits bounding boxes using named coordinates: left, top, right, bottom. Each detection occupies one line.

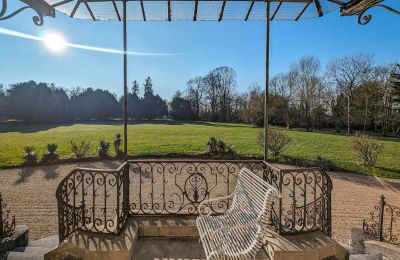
left=13, top=165, right=61, bottom=185
left=330, top=171, right=400, bottom=190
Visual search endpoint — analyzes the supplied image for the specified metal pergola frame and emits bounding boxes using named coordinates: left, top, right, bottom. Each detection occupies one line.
left=1, top=0, right=399, bottom=160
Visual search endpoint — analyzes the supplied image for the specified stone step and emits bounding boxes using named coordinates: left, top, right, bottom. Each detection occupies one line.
left=3, top=250, right=44, bottom=260
left=13, top=246, right=54, bottom=255
left=0, top=235, right=59, bottom=260
left=349, top=253, right=387, bottom=260
left=340, top=243, right=364, bottom=255
left=28, top=235, right=59, bottom=249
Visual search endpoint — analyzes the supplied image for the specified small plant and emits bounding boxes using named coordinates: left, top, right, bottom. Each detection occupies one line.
left=22, top=146, right=37, bottom=165
left=98, top=140, right=110, bottom=159
left=114, top=133, right=123, bottom=158
left=315, top=155, right=336, bottom=171
left=41, top=143, right=59, bottom=163
left=257, top=129, right=292, bottom=157
left=349, top=133, right=383, bottom=168
left=207, top=137, right=235, bottom=156
left=70, top=141, right=91, bottom=159
left=207, top=137, right=219, bottom=155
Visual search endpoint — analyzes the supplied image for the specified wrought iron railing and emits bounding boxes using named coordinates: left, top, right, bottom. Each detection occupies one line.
left=0, top=193, right=16, bottom=238
left=127, top=160, right=265, bottom=215
left=264, top=164, right=332, bottom=236
left=56, top=162, right=129, bottom=241
left=363, top=195, right=400, bottom=245
left=56, top=159, right=332, bottom=241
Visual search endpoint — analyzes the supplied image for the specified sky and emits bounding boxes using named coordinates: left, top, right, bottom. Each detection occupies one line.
left=0, top=0, right=399, bottom=99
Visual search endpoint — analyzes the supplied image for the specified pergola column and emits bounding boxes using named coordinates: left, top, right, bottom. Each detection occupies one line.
left=264, top=1, right=270, bottom=161
left=123, top=0, right=128, bottom=158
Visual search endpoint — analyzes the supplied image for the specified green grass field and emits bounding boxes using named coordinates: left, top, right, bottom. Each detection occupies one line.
left=0, top=121, right=399, bottom=178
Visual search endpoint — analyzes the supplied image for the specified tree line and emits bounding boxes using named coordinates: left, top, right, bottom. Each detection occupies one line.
left=171, top=55, right=400, bottom=136
left=1, top=54, right=399, bottom=136
left=0, top=77, right=168, bottom=123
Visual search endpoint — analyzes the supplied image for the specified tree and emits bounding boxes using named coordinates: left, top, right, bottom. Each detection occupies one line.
left=70, top=88, right=120, bottom=120
left=389, top=64, right=400, bottom=135
left=203, top=71, right=220, bottom=121
left=327, top=54, right=373, bottom=134
left=170, top=91, right=195, bottom=120
left=124, top=80, right=143, bottom=120
left=270, top=72, right=297, bottom=128
left=132, top=80, right=140, bottom=96
left=186, top=76, right=205, bottom=119
left=246, top=84, right=264, bottom=126
left=139, top=77, right=168, bottom=120
left=390, top=64, right=400, bottom=103
left=6, top=81, right=70, bottom=123
left=291, top=56, right=323, bottom=131
left=203, top=67, right=237, bottom=121
left=231, top=93, right=248, bottom=123
left=143, top=77, right=154, bottom=99
left=215, top=67, right=237, bottom=121
left=366, top=65, right=392, bottom=134
left=0, top=84, right=5, bottom=119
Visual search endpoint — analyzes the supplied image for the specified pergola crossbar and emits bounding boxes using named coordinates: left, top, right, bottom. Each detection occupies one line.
left=47, top=0, right=324, bottom=22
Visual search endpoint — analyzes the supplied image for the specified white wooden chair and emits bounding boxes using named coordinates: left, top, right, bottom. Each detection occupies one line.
left=196, top=168, right=281, bottom=260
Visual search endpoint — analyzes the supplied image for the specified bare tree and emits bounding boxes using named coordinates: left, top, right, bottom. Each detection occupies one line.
left=247, top=84, right=264, bottom=126
left=203, top=72, right=219, bottom=120
left=327, top=54, right=374, bottom=134
left=291, top=56, right=323, bottom=131
left=203, top=67, right=237, bottom=121
left=186, top=76, right=205, bottom=119
left=270, top=72, right=297, bottom=128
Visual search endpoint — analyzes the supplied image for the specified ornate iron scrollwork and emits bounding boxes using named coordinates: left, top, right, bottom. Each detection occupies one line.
left=357, top=3, right=400, bottom=25
left=363, top=195, right=400, bottom=245
left=184, top=172, right=208, bottom=204
left=0, top=193, right=16, bottom=238
left=329, top=0, right=400, bottom=25
left=0, top=0, right=55, bottom=26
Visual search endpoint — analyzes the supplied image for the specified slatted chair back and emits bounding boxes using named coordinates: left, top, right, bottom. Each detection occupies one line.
left=196, top=168, right=280, bottom=260
left=231, top=168, right=278, bottom=223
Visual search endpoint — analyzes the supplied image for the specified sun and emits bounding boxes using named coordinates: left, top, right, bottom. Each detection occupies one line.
left=43, top=32, right=66, bottom=53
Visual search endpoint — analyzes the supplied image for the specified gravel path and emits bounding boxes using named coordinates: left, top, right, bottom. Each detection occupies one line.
left=0, top=161, right=399, bottom=244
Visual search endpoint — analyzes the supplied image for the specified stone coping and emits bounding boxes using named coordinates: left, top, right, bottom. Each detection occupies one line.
left=0, top=225, right=28, bottom=252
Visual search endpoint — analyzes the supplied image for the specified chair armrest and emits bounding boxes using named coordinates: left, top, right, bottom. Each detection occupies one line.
left=197, top=193, right=235, bottom=217
left=209, top=219, right=262, bottom=253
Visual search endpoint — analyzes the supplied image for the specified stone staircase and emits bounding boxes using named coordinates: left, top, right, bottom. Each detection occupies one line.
left=341, top=244, right=389, bottom=260
left=1, top=235, right=58, bottom=260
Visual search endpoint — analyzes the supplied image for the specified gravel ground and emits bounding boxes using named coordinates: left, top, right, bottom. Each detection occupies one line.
left=0, top=160, right=399, bottom=244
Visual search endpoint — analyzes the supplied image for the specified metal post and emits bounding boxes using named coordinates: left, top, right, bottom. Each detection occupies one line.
left=123, top=0, right=128, bottom=159
left=378, top=194, right=385, bottom=241
left=0, top=194, right=3, bottom=237
left=264, top=1, right=270, bottom=161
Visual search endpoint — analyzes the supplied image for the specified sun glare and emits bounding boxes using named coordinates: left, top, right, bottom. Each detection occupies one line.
left=43, top=32, right=66, bottom=53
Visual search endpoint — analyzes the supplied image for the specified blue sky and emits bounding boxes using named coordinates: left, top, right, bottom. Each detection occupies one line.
left=0, top=0, right=399, bottom=99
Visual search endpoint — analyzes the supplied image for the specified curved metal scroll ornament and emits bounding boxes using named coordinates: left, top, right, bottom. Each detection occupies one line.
left=358, top=3, right=400, bottom=25
left=0, top=0, right=55, bottom=26
left=184, top=172, right=208, bottom=204
left=0, top=193, right=16, bottom=238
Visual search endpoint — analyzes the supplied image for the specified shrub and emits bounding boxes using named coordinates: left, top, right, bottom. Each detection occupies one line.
left=42, top=143, right=59, bottom=163
left=23, top=146, right=37, bottom=165
left=207, top=137, right=235, bottom=156
left=98, top=140, right=110, bottom=159
left=257, top=129, right=292, bottom=157
left=70, top=141, right=90, bottom=159
left=349, top=133, right=383, bottom=168
left=114, top=133, right=123, bottom=157
left=315, top=155, right=336, bottom=171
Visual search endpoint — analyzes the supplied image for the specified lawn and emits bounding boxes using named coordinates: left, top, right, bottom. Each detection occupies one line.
left=0, top=120, right=399, bottom=178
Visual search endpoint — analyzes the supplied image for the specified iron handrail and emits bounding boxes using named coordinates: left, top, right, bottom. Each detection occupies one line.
left=56, top=159, right=333, bottom=241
